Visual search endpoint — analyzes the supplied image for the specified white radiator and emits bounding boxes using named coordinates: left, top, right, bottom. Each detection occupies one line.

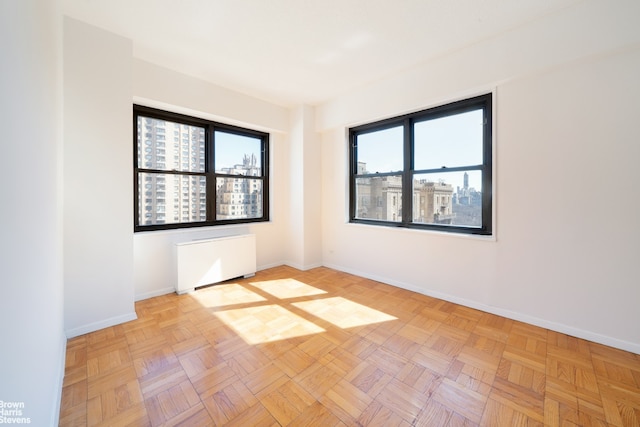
left=175, top=234, right=256, bottom=294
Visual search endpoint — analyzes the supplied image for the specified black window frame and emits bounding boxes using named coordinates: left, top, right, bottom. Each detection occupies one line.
left=133, top=105, right=270, bottom=232
left=349, top=93, right=492, bottom=236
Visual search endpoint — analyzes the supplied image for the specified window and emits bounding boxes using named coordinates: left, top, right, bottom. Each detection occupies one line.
left=134, top=105, right=269, bottom=232
left=349, top=94, right=492, bottom=235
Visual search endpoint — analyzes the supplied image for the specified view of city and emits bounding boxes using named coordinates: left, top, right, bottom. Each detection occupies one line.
left=138, top=114, right=482, bottom=228
left=355, top=162, right=482, bottom=227
left=137, top=116, right=263, bottom=225
left=352, top=108, right=486, bottom=228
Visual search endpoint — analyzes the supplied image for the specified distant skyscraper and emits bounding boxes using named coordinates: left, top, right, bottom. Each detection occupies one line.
left=216, top=153, right=263, bottom=220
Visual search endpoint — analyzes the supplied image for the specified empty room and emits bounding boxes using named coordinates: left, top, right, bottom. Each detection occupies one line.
left=2, top=0, right=639, bottom=425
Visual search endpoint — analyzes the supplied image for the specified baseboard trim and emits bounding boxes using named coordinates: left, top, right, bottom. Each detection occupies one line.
left=323, top=262, right=640, bottom=355
left=65, top=312, right=138, bottom=339
left=135, top=287, right=175, bottom=301
left=257, top=262, right=284, bottom=271
left=283, top=261, right=324, bottom=271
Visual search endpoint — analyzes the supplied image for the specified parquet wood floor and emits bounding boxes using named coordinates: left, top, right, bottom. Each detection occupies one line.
left=59, top=266, right=640, bottom=426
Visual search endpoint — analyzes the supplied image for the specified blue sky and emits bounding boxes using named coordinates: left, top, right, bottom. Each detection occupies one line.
left=357, top=109, right=484, bottom=191
left=214, top=131, right=262, bottom=171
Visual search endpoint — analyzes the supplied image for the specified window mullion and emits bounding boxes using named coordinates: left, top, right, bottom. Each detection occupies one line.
left=207, top=125, right=215, bottom=223
left=402, top=118, right=412, bottom=224
left=482, top=100, right=493, bottom=232
left=262, top=135, right=269, bottom=221
left=349, top=132, right=357, bottom=221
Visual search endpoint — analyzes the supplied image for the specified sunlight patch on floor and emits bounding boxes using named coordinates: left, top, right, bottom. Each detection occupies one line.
left=190, top=283, right=266, bottom=308
left=248, top=278, right=327, bottom=299
left=213, top=304, right=325, bottom=344
left=293, top=297, right=397, bottom=329
left=194, top=278, right=397, bottom=344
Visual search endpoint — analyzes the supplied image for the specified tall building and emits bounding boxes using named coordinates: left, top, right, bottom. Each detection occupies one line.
left=137, top=117, right=206, bottom=225
left=455, top=171, right=482, bottom=207
left=413, top=180, right=455, bottom=224
left=216, top=153, right=263, bottom=220
left=355, top=168, right=455, bottom=224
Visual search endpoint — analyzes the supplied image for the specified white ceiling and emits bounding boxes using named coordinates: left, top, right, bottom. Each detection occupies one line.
left=62, top=0, right=582, bottom=107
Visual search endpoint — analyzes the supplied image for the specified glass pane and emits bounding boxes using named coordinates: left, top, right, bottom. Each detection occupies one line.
left=137, top=116, right=205, bottom=172
left=138, top=173, right=206, bottom=225
left=412, top=171, right=482, bottom=227
left=414, top=109, right=483, bottom=170
left=215, top=131, right=262, bottom=175
left=356, top=126, right=403, bottom=174
left=216, top=177, right=263, bottom=220
left=354, top=175, right=402, bottom=222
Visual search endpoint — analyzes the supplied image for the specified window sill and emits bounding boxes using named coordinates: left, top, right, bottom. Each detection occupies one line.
left=346, top=221, right=497, bottom=242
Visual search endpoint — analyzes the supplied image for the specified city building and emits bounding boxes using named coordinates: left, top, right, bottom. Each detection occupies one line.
left=356, top=165, right=465, bottom=225
left=454, top=172, right=482, bottom=207
left=415, top=179, right=455, bottom=224
left=216, top=154, right=263, bottom=219
left=137, top=117, right=207, bottom=224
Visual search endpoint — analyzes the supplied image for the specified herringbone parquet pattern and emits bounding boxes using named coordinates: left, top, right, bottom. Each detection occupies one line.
left=59, top=266, right=640, bottom=426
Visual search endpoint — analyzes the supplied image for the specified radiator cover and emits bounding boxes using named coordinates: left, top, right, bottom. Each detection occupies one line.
left=175, top=234, right=256, bottom=294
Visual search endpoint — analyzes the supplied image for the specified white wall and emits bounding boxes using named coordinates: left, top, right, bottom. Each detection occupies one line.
left=132, top=60, right=292, bottom=300
left=0, top=0, right=66, bottom=424
left=494, top=50, right=640, bottom=346
left=63, top=17, right=136, bottom=337
left=133, top=59, right=289, bottom=132
left=301, top=106, right=323, bottom=269
left=319, top=0, right=640, bottom=353
left=286, top=105, right=323, bottom=269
